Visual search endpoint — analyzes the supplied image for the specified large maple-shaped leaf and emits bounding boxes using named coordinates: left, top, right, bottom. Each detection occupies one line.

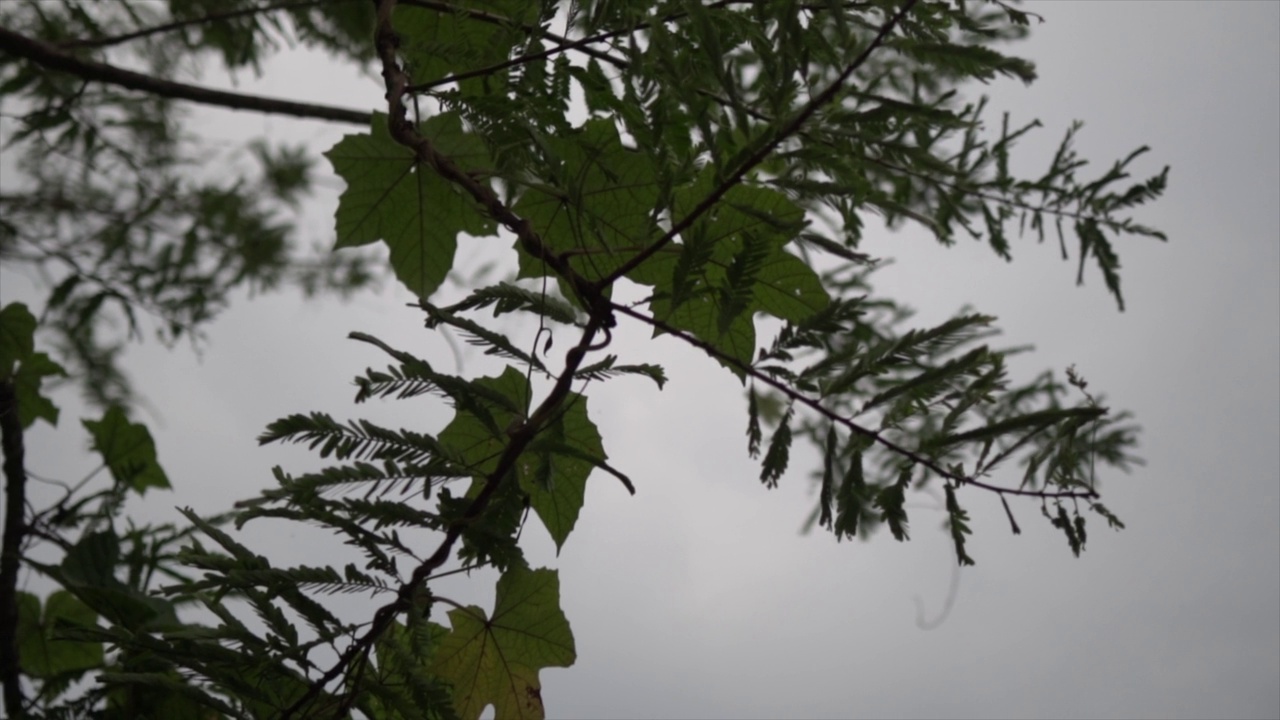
left=513, top=119, right=660, bottom=287
left=82, top=406, right=170, bottom=494
left=438, top=367, right=609, bottom=551
left=437, top=366, right=532, bottom=568
left=438, top=366, right=530, bottom=476
left=519, top=392, right=606, bottom=551
left=431, top=566, right=575, bottom=720
left=627, top=173, right=829, bottom=375
left=325, top=112, right=495, bottom=299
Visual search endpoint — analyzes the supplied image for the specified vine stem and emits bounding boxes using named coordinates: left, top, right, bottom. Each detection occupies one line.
left=610, top=302, right=1098, bottom=501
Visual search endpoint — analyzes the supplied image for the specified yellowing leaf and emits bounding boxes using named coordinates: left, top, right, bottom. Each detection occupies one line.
left=431, top=566, right=575, bottom=719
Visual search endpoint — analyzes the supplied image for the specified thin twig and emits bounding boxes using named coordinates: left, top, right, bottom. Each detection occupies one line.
left=0, top=26, right=372, bottom=125
left=611, top=302, right=1098, bottom=501
left=56, top=0, right=337, bottom=49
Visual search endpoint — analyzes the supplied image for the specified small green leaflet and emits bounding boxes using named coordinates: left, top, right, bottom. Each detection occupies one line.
left=875, top=472, right=911, bottom=542
left=573, top=354, right=667, bottom=389
left=430, top=566, right=575, bottom=720
left=82, top=406, right=170, bottom=494
left=944, top=483, right=976, bottom=566
left=325, top=112, right=495, bottom=299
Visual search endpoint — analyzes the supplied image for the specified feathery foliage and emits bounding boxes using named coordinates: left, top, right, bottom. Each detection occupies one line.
left=0, top=0, right=1168, bottom=717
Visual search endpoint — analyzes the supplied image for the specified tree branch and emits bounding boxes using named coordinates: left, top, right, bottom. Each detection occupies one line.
left=55, top=0, right=338, bottom=50
left=610, top=302, right=1098, bottom=501
left=278, top=1, right=619, bottom=714
left=0, top=26, right=373, bottom=126
left=600, top=0, right=921, bottom=288
left=0, top=381, right=29, bottom=716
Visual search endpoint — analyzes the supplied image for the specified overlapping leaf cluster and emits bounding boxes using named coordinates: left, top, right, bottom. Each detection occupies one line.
left=0, top=1, right=1167, bottom=718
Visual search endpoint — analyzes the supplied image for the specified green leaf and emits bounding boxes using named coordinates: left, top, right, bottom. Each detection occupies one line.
left=573, top=355, right=667, bottom=389
left=520, top=393, right=610, bottom=550
left=875, top=472, right=911, bottom=542
left=436, top=366, right=534, bottom=566
left=438, top=366, right=531, bottom=475
left=443, top=282, right=583, bottom=326
left=1046, top=503, right=1086, bottom=557
left=421, top=302, right=546, bottom=372
left=82, top=406, right=171, bottom=494
left=759, top=407, right=793, bottom=488
left=326, top=112, right=496, bottom=299
left=745, top=387, right=763, bottom=458
left=626, top=173, right=828, bottom=375
left=514, top=119, right=660, bottom=285
left=819, top=426, right=837, bottom=529
left=16, top=590, right=104, bottom=679
left=431, top=566, right=576, bottom=720
left=667, top=172, right=827, bottom=323
left=944, top=484, right=976, bottom=566
left=833, top=450, right=869, bottom=540
left=393, top=1, right=537, bottom=95
left=12, top=351, right=67, bottom=428
left=1076, top=218, right=1126, bottom=311
left=932, top=407, right=1105, bottom=448
left=44, top=531, right=179, bottom=631
left=0, top=301, right=36, bottom=378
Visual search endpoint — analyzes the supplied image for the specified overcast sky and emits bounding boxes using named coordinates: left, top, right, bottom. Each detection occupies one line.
left=3, top=1, right=1278, bottom=719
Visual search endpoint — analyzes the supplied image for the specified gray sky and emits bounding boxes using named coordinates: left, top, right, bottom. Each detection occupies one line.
left=3, top=1, right=1278, bottom=718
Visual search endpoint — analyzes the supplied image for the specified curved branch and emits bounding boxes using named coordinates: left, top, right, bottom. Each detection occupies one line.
left=611, top=302, right=1098, bottom=501
left=0, top=26, right=372, bottom=125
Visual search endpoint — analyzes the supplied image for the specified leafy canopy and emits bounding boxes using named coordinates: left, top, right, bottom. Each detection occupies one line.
left=0, top=0, right=1166, bottom=718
